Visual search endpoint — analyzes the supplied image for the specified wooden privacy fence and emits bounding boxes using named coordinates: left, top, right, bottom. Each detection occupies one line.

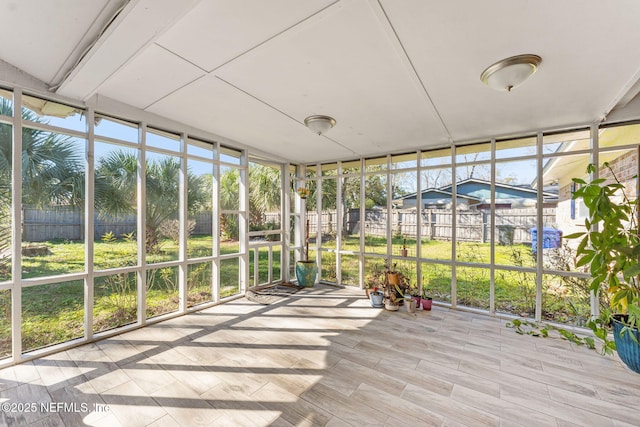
left=22, top=207, right=556, bottom=244
left=307, top=207, right=556, bottom=244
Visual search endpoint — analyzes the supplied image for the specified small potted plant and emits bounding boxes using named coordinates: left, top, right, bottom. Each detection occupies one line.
left=421, top=286, right=433, bottom=311
left=401, top=239, right=408, bottom=257
left=567, top=163, right=640, bottom=373
left=369, top=286, right=384, bottom=308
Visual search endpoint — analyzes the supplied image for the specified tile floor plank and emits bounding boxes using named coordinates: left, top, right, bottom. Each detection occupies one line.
left=0, top=284, right=638, bottom=426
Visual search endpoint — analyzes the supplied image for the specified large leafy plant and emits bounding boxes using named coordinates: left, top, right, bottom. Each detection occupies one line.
left=567, top=163, right=640, bottom=353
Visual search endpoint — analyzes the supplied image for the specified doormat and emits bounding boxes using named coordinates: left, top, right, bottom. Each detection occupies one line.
left=245, top=282, right=301, bottom=305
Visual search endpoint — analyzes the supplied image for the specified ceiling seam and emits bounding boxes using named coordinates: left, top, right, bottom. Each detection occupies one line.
left=214, top=75, right=357, bottom=157
left=374, top=0, right=453, bottom=144
left=140, top=43, right=209, bottom=110
left=207, top=0, right=341, bottom=74
left=50, top=0, right=130, bottom=91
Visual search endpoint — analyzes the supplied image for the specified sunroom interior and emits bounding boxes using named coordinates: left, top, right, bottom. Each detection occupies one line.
left=1, top=1, right=640, bottom=425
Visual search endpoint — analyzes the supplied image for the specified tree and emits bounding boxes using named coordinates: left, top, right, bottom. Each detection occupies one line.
left=249, top=163, right=281, bottom=226
left=95, top=151, right=207, bottom=252
left=0, top=99, right=83, bottom=277
left=219, top=167, right=240, bottom=240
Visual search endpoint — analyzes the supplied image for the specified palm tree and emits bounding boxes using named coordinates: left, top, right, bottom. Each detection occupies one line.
left=0, top=98, right=83, bottom=277
left=94, top=150, right=207, bottom=253
left=249, top=163, right=281, bottom=226
left=219, top=167, right=240, bottom=240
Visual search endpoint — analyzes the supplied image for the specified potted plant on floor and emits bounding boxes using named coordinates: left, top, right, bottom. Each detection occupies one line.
left=567, top=163, right=640, bottom=373
left=295, top=186, right=317, bottom=287
left=382, top=261, right=412, bottom=311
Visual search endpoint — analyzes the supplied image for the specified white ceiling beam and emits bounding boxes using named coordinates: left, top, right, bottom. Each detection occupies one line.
left=56, top=0, right=199, bottom=100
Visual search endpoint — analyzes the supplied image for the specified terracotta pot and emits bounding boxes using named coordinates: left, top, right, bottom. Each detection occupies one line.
left=387, top=272, right=400, bottom=285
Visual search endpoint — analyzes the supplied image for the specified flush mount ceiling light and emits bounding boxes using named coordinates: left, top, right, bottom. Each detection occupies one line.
left=304, top=115, right=336, bottom=136
left=480, top=54, right=542, bottom=92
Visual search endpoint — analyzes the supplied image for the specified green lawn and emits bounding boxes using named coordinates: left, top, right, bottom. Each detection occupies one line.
left=0, top=234, right=590, bottom=357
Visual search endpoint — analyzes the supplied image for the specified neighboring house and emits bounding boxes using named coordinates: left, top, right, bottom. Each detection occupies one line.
left=395, top=178, right=558, bottom=210
left=540, top=125, right=640, bottom=239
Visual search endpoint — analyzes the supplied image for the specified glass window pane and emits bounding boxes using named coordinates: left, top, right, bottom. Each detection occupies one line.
left=456, top=266, right=489, bottom=310
left=321, top=251, right=336, bottom=283
left=341, top=159, right=360, bottom=174
left=419, top=166, right=453, bottom=260
left=146, top=152, right=180, bottom=264
left=0, top=122, right=11, bottom=282
left=455, top=165, right=490, bottom=263
left=22, top=95, right=85, bottom=132
left=340, top=176, right=361, bottom=251
left=421, top=148, right=451, bottom=167
left=543, top=128, right=590, bottom=154
left=220, top=257, right=240, bottom=297
left=95, top=115, right=139, bottom=143
left=187, top=137, right=215, bottom=158
left=494, top=158, right=538, bottom=268
left=220, top=145, right=242, bottom=165
left=0, top=89, right=13, bottom=116
left=364, top=173, right=387, bottom=254
left=94, top=142, right=138, bottom=270
left=249, top=162, right=281, bottom=231
left=495, top=269, right=537, bottom=318
left=340, top=254, right=359, bottom=286
left=456, top=142, right=491, bottom=163
left=147, top=127, right=180, bottom=152
left=22, top=281, right=84, bottom=352
left=188, top=262, right=213, bottom=307
left=495, top=136, right=537, bottom=159
left=542, top=273, right=591, bottom=326
left=220, top=165, right=240, bottom=212
left=146, top=266, right=179, bottom=319
left=0, top=289, right=10, bottom=359
left=94, top=273, right=137, bottom=333
left=321, top=163, right=337, bottom=176
left=220, top=214, right=240, bottom=253
left=391, top=153, right=417, bottom=169
left=421, top=263, right=451, bottom=303
left=188, top=160, right=213, bottom=258
left=365, top=156, right=387, bottom=172
left=21, top=130, right=85, bottom=278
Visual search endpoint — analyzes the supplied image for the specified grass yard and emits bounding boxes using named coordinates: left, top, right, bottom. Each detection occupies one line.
left=0, top=233, right=590, bottom=357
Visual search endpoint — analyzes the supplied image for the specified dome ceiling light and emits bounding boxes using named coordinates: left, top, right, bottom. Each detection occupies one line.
left=480, top=54, right=542, bottom=92
left=304, top=115, right=336, bottom=136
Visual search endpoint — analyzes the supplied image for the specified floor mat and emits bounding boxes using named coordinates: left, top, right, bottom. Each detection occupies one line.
left=245, top=282, right=301, bottom=304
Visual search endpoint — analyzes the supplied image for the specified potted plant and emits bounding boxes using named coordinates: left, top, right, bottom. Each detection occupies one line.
left=369, top=287, right=384, bottom=308
left=567, top=162, right=640, bottom=373
left=381, top=261, right=412, bottom=311
left=295, top=186, right=317, bottom=287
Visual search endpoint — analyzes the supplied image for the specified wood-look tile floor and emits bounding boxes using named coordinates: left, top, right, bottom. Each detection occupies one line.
left=1, top=284, right=639, bottom=426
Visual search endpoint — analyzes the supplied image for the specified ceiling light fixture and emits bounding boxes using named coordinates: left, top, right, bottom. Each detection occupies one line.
left=480, top=54, right=542, bottom=92
left=304, top=115, right=336, bottom=136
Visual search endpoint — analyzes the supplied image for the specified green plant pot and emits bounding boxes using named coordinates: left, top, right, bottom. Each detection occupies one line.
left=612, top=315, right=640, bottom=374
left=295, top=261, right=317, bottom=287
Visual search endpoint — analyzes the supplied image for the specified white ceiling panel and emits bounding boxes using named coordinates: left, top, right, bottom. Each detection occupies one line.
left=380, top=0, right=640, bottom=142
left=98, top=44, right=205, bottom=109
left=0, top=0, right=115, bottom=84
left=156, top=0, right=335, bottom=72
left=147, top=74, right=355, bottom=162
left=214, top=0, right=450, bottom=156
left=57, top=0, right=198, bottom=99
